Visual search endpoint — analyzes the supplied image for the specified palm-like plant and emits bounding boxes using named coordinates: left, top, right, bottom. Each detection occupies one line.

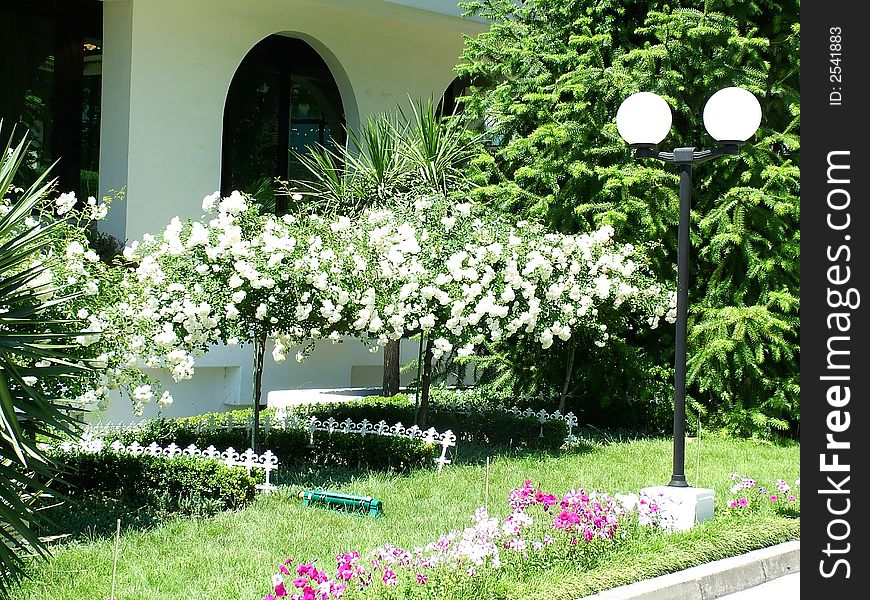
left=284, top=98, right=480, bottom=212
left=0, top=129, right=87, bottom=590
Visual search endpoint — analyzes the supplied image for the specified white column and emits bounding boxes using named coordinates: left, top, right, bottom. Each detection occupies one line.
left=97, top=0, right=134, bottom=244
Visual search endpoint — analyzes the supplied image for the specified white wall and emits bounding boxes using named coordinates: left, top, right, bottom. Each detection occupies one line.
left=95, top=0, right=484, bottom=420
left=100, top=0, right=483, bottom=243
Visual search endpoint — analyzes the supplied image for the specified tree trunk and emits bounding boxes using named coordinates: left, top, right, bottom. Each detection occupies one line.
left=416, top=337, right=434, bottom=429
left=382, top=339, right=401, bottom=396
left=558, top=341, right=576, bottom=414
left=252, top=330, right=267, bottom=453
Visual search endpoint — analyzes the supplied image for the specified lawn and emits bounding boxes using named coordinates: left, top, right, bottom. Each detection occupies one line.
left=11, top=433, right=799, bottom=600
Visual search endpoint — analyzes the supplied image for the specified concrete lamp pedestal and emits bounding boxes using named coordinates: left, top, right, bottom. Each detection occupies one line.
left=641, top=485, right=715, bottom=531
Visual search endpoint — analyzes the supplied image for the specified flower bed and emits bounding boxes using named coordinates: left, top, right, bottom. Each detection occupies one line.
left=262, top=480, right=679, bottom=600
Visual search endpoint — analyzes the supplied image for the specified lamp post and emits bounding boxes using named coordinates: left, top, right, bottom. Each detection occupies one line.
left=616, top=87, right=762, bottom=488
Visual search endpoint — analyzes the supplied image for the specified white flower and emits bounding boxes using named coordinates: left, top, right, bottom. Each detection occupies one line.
left=133, top=384, right=154, bottom=403
left=202, top=191, right=221, bottom=212
left=231, top=290, right=246, bottom=303
left=419, top=314, right=436, bottom=330
left=56, top=192, right=77, bottom=215
left=88, top=198, right=109, bottom=221
left=331, top=216, right=351, bottom=232
left=158, top=391, right=174, bottom=407
left=188, top=221, right=210, bottom=247
left=219, top=190, right=247, bottom=214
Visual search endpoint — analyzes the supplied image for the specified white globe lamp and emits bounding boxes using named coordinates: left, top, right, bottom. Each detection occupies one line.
left=616, top=92, right=672, bottom=147
left=702, top=87, right=762, bottom=143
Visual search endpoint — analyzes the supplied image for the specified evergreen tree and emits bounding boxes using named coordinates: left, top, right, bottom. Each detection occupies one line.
left=457, top=0, right=800, bottom=436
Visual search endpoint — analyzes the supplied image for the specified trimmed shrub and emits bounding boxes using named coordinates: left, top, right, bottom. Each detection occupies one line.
left=52, top=450, right=261, bottom=515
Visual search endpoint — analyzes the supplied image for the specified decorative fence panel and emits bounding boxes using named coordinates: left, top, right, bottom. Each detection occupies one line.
left=303, top=416, right=457, bottom=472
left=496, top=407, right=579, bottom=443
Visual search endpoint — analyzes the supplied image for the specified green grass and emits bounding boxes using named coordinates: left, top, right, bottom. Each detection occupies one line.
left=10, top=433, right=799, bottom=600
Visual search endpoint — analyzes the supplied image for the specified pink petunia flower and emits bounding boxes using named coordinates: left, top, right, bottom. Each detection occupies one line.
left=417, top=573, right=428, bottom=585
left=382, top=567, right=397, bottom=587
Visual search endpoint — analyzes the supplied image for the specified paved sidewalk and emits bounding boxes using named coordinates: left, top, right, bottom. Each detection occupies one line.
left=580, top=541, right=799, bottom=600
left=717, top=572, right=799, bottom=599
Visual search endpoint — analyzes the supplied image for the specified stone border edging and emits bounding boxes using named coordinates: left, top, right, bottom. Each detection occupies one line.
left=578, top=540, right=800, bottom=600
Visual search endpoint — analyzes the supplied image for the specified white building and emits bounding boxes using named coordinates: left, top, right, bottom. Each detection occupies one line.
left=1, top=0, right=485, bottom=421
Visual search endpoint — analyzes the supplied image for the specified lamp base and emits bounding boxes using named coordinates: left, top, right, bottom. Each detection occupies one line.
left=641, top=485, right=715, bottom=531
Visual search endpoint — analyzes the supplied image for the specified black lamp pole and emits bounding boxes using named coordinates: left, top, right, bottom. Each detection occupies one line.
left=633, top=144, right=739, bottom=487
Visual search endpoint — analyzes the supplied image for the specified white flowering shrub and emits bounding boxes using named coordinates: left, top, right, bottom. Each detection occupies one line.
left=114, top=192, right=673, bottom=416
left=0, top=188, right=158, bottom=414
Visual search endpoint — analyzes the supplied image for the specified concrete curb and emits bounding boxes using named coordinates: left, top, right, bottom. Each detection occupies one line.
left=578, top=540, right=800, bottom=600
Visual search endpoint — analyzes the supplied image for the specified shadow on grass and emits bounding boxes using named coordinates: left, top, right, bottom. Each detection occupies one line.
left=36, top=495, right=178, bottom=544
left=274, top=464, right=371, bottom=489
left=453, top=439, right=599, bottom=466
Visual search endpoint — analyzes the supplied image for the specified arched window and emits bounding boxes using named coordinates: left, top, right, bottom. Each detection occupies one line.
left=437, top=76, right=472, bottom=117
left=221, top=35, right=345, bottom=211
left=438, top=75, right=504, bottom=148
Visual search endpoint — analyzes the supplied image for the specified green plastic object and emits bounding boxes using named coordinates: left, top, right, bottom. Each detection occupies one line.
left=299, top=490, right=384, bottom=517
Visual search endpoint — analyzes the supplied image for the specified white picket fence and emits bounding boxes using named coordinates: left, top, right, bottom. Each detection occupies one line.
left=82, top=403, right=579, bottom=474
left=85, top=414, right=458, bottom=473
left=55, top=438, right=280, bottom=493
left=496, top=407, right=579, bottom=443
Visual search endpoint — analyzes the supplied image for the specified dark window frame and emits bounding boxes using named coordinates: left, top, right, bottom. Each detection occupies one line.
left=221, top=35, right=345, bottom=215
left=0, top=0, right=103, bottom=198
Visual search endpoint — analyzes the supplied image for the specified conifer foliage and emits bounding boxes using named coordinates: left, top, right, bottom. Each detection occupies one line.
left=457, top=0, right=800, bottom=436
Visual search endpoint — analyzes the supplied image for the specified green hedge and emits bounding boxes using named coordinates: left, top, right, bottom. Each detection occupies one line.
left=286, top=393, right=568, bottom=450
left=111, top=414, right=438, bottom=473
left=51, top=450, right=261, bottom=515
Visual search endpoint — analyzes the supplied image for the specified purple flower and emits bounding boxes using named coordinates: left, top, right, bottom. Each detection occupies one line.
left=769, top=495, right=779, bottom=502
left=416, top=573, right=428, bottom=585
left=382, top=567, right=397, bottom=587
left=293, top=577, right=308, bottom=589
left=737, top=498, right=748, bottom=507
left=787, top=495, right=797, bottom=502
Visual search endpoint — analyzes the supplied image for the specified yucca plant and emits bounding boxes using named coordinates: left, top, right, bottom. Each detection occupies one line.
left=0, top=128, right=88, bottom=591
left=284, top=98, right=481, bottom=212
